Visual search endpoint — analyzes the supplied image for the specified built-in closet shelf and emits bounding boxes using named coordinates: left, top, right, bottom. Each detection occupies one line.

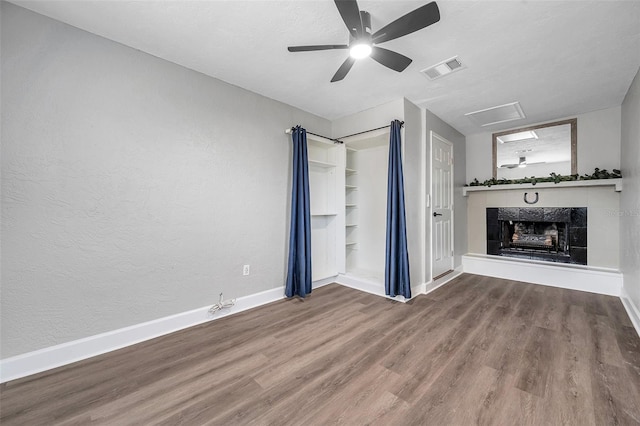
left=346, top=204, right=357, bottom=208
left=345, top=168, right=357, bottom=174
left=309, top=159, right=336, bottom=168
left=345, top=224, right=358, bottom=227
left=311, top=213, right=338, bottom=217
left=345, top=185, right=358, bottom=190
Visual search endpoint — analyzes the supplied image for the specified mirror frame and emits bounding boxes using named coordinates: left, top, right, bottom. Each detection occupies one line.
left=492, top=118, right=577, bottom=179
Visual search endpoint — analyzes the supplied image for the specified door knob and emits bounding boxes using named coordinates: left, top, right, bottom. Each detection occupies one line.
left=433, top=212, right=442, bottom=217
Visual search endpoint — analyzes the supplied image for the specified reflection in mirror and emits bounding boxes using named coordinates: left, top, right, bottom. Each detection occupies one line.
left=492, top=118, right=577, bottom=179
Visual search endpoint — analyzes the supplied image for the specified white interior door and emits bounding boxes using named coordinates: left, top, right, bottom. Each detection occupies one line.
left=431, top=132, right=454, bottom=279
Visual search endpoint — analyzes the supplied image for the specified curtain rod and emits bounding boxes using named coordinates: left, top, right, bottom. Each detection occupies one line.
left=284, top=120, right=404, bottom=144
left=284, top=127, right=343, bottom=144
left=336, top=121, right=404, bottom=140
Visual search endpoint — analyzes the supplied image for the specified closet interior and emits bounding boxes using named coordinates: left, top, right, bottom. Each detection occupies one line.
left=307, top=130, right=390, bottom=288
left=307, top=136, right=344, bottom=282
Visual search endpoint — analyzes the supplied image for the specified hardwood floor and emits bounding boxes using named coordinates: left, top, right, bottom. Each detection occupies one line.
left=2, top=274, right=639, bottom=425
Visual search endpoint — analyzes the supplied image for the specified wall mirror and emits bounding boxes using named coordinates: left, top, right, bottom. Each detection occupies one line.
left=492, top=118, right=577, bottom=179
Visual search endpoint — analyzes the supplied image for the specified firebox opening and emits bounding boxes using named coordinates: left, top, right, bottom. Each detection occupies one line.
left=486, top=207, right=587, bottom=265
left=502, top=221, right=568, bottom=257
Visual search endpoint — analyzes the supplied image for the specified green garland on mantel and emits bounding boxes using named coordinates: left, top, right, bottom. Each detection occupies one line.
left=465, top=168, right=622, bottom=187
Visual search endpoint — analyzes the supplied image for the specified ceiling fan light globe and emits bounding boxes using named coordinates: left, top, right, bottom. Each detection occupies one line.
left=350, top=43, right=372, bottom=59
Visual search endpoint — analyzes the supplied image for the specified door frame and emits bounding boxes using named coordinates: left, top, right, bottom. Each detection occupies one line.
left=429, top=131, right=455, bottom=281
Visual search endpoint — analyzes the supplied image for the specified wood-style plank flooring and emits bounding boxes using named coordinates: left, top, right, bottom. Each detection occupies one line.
left=2, top=274, right=640, bottom=425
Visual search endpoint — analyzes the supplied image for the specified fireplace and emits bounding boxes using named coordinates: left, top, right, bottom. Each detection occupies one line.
left=486, top=207, right=587, bottom=265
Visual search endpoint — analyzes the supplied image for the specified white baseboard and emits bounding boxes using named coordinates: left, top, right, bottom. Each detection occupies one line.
left=336, top=273, right=387, bottom=297
left=0, top=285, right=288, bottom=384
left=462, top=254, right=622, bottom=296
left=0, top=277, right=342, bottom=384
left=312, top=275, right=339, bottom=288
left=411, top=282, right=426, bottom=297
left=335, top=273, right=415, bottom=302
left=13, top=260, right=623, bottom=384
left=336, top=272, right=458, bottom=303
left=620, top=287, right=640, bottom=338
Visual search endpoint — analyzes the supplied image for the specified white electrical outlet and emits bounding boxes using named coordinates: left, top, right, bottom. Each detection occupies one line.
left=243, top=264, right=250, bottom=276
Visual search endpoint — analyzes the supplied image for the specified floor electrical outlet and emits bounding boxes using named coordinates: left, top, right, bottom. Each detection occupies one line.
left=243, top=265, right=250, bottom=275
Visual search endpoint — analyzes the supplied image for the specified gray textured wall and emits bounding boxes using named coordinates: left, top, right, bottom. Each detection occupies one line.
left=1, top=2, right=330, bottom=358
left=621, top=68, right=640, bottom=311
left=402, top=99, right=424, bottom=286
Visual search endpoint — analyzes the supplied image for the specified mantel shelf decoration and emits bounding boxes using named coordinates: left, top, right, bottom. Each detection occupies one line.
left=465, top=168, right=621, bottom=188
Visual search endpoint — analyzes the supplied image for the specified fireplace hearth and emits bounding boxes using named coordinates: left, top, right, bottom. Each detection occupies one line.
left=486, top=207, right=587, bottom=264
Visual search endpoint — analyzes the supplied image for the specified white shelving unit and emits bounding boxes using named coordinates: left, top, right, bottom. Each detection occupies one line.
left=345, top=148, right=358, bottom=272
left=309, top=159, right=336, bottom=169
left=307, top=136, right=345, bottom=281
left=302, top=131, right=390, bottom=285
left=342, top=133, right=389, bottom=282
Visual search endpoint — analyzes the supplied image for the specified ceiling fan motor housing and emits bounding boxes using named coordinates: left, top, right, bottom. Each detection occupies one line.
left=360, top=11, right=372, bottom=38
left=349, top=11, right=372, bottom=46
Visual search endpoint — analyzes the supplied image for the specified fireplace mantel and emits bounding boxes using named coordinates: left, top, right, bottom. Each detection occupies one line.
left=462, top=178, right=622, bottom=196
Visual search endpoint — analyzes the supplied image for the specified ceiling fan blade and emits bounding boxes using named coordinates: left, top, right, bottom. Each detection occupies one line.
left=334, top=0, right=363, bottom=38
left=331, top=57, right=356, bottom=82
left=500, top=164, right=518, bottom=169
left=370, top=47, right=412, bottom=72
left=288, top=45, right=349, bottom=52
left=372, top=1, right=440, bottom=44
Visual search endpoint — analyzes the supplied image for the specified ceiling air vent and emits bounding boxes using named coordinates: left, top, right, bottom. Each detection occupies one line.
left=421, top=56, right=464, bottom=80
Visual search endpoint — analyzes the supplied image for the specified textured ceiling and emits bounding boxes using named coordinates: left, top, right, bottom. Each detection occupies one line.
left=11, top=0, right=640, bottom=136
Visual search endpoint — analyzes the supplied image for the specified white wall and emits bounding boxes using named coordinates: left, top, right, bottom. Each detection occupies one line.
left=403, top=99, right=425, bottom=288
left=0, top=3, right=331, bottom=358
left=331, top=98, right=404, bottom=139
left=620, top=68, right=640, bottom=313
left=465, top=132, right=494, bottom=182
left=466, top=107, right=622, bottom=182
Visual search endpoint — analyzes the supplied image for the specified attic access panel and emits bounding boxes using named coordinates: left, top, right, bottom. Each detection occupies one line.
left=465, top=102, right=525, bottom=127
